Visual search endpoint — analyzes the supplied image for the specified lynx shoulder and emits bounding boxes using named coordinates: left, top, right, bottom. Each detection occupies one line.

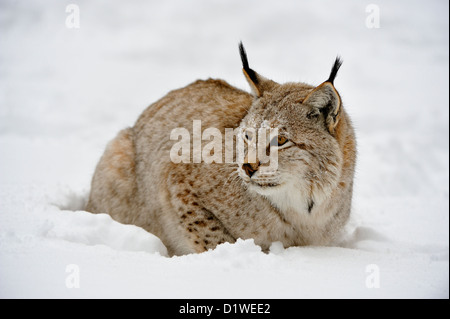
left=86, top=43, right=356, bottom=256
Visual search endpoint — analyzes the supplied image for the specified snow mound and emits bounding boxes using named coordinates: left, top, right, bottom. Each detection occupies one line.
left=42, top=210, right=168, bottom=256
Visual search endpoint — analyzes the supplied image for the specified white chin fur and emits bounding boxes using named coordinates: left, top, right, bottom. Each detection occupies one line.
left=246, top=179, right=304, bottom=213
left=249, top=183, right=282, bottom=196
left=252, top=178, right=332, bottom=216
left=263, top=183, right=311, bottom=214
left=240, top=168, right=333, bottom=215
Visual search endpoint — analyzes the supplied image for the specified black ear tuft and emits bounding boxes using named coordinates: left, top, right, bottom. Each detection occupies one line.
left=326, top=56, right=343, bottom=84
left=239, top=42, right=259, bottom=84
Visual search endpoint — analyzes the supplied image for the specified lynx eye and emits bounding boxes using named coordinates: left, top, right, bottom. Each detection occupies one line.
left=271, top=135, right=289, bottom=147
left=244, top=131, right=253, bottom=142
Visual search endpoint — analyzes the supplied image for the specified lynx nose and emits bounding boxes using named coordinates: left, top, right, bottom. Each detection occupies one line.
left=242, top=162, right=259, bottom=178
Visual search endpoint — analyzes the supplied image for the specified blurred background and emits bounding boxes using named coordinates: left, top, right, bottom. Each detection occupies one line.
left=0, top=0, right=448, bottom=197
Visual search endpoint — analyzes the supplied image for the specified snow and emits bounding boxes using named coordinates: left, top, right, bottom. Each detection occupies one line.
left=0, top=0, right=448, bottom=298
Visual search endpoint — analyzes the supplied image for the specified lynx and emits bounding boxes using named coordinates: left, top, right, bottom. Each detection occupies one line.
left=86, top=43, right=357, bottom=256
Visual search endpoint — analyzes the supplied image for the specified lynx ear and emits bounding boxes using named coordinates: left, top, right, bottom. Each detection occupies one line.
left=239, top=42, right=277, bottom=97
left=303, top=57, right=343, bottom=133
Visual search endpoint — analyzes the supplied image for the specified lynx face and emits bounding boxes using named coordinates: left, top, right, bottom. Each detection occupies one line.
left=237, top=43, right=344, bottom=214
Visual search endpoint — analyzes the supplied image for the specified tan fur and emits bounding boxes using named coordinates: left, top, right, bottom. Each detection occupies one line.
left=86, top=57, right=356, bottom=256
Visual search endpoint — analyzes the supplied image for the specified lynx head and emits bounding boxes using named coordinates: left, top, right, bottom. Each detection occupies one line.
left=237, top=42, right=344, bottom=215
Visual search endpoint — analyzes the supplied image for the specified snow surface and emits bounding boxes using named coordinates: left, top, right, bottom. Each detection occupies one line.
left=0, top=0, right=448, bottom=298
